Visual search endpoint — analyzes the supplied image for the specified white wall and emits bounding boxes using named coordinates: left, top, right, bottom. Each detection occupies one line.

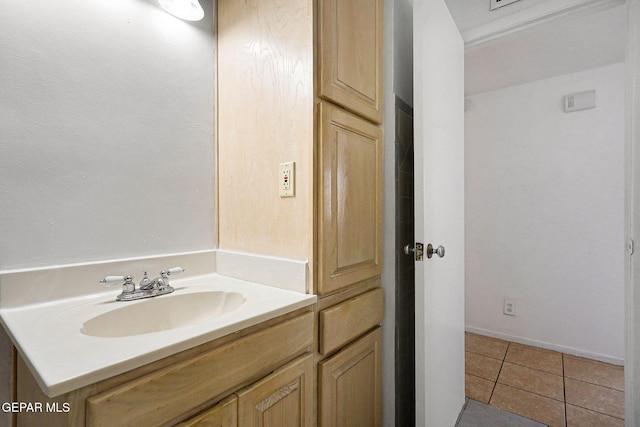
left=464, top=5, right=626, bottom=96
left=382, top=0, right=413, bottom=425
left=0, top=2, right=215, bottom=419
left=0, top=0, right=216, bottom=272
left=465, top=63, right=626, bottom=362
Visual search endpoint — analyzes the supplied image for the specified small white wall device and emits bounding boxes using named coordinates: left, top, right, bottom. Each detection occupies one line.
left=564, top=90, right=596, bottom=113
left=279, top=161, right=295, bottom=198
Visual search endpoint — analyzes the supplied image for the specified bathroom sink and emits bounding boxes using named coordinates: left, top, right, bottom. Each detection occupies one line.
left=81, top=291, right=245, bottom=337
left=1, top=274, right=316, bottom=397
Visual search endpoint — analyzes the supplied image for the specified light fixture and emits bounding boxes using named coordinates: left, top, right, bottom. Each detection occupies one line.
left=158, top=0, right=204, bottom=21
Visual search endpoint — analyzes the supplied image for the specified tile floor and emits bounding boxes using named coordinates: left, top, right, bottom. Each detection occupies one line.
left=465, top=332, right=625, bottom=427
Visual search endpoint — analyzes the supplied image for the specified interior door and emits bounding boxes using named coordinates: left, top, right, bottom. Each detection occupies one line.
left=413, top=0, right=466, bottom=425
left=628, top=0, right=640, bottom=422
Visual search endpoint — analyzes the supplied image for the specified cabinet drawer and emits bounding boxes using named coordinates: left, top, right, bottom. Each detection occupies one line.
left=319, top=288, right=383, bottom=355
left=86, top=312, right=313, bottom=427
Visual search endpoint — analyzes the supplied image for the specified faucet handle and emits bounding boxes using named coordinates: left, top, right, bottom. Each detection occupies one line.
left=100, top=275, right=127, bottom=285
left=100, top=275, right=136, bottom=294
left=154, top=267, right=184, bottom=291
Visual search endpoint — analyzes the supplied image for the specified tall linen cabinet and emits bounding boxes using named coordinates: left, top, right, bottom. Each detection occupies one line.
left=216, top=0, right=384, bottom=425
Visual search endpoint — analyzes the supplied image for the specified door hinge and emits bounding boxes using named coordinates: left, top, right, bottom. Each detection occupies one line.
left=629, top=238, right=635, bottom=255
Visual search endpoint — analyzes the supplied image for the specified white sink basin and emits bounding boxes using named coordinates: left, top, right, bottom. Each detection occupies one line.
left=81, top=291, right=245, bottom=337
left=0, top=274, right=316, bottom=397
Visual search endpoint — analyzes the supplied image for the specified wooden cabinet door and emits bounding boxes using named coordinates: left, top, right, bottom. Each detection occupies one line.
left=317, top=102, right=382, bottom=296
left=318, top=328, right=382, bottom=427
left=236, top=355, right=314, bottom=427
left=318, top=0, right=383, bottom=123
left=176, top=395, right=237, bottom=427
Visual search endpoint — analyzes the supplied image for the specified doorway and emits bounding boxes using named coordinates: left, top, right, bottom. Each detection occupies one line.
left=461, top=4, right=627, bottom=424
left=394, top=96, right=415, bottom=427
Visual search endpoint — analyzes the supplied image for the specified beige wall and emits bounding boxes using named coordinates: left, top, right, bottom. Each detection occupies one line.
left=216, top=0, right=315, bottom=269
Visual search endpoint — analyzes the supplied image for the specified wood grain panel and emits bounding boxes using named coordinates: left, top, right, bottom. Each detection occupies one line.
left=16, top=356, right=68, bottom=427
left=318, top=328, right=382, bottom=427
left=86, top=312, right=313, bottom=427
left=236, top=354, right=314, bottom=427
left=319, top=0, right=383, bottom=123
left=317, top=102, right=383, bottom=295
left=319, top=288, right=383, bottom=354
left=216, top=0, right=314, bottom=264
left=176, top=395, right=238, bottom=427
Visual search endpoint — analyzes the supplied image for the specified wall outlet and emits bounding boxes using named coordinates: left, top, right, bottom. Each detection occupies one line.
left=503, top=299, right=516, bottom=316
left=279, top=161, right=295, bottom=198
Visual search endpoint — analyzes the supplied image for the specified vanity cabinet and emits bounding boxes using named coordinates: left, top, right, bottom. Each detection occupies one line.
left=16, top=310, right=313, bottom=427
left=178, top=354, right=314, bottom=427
left=216, top=0, right=385, bottom=425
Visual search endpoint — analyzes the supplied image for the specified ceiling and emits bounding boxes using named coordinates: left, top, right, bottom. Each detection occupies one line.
left=445, top=1, right=627, bottom=96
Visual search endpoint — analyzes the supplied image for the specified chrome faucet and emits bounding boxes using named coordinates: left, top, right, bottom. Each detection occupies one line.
left=100, top=267, right=184, bottom=301
left=140, top=268, right=184, bottom=291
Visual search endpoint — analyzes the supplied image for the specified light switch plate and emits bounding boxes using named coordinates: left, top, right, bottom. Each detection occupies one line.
left=279, top=161, right=295, bottom=198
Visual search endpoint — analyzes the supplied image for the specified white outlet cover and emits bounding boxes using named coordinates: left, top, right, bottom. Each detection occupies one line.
left=279, top=161, right=295, bottom=198
left=503, top=299, right=516, bottom=316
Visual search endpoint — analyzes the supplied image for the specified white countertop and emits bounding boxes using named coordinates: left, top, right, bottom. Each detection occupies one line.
left=0, top=273, right=316, bottom=397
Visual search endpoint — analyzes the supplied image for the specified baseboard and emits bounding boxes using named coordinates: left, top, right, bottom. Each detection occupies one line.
left=465, top=326, right=624, bottom=366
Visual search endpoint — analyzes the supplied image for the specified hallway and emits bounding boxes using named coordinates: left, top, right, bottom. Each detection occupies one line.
left=465, top=333, right=624, bottom=426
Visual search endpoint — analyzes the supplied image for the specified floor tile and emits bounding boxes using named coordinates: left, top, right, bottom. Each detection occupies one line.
left=466, top=351, right=503, bottom=381
left=465, top=374, right=494, bottom=404
left=497, top=362, right=564, bottom=401
left=505, top=343, right=563, bottom=375
left=491, top=383, right=566, bottom=427
left=465, top=334, right=626, bottom=427
left=564, top=355, right=624, bottom=391
left=565, top=378, right=624, bottom=419
left=456, top=399, right=547, bottom=427
left=566, top=404, right=624, bottom=427
left=466, top=333, right=509, bottom=360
